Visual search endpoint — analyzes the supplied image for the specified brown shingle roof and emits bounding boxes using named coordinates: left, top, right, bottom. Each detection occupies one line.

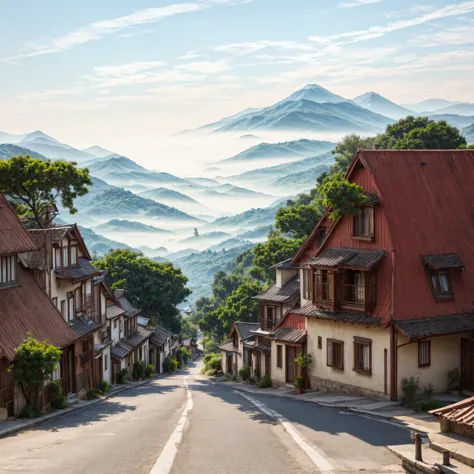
left=106, top=303, right=124, bottom=320
left=272, top=327, right=306, bottom=344
left=421, top=253, right=464, bottom=271
left=219, top=339, right=237, bottom=352
left=0, top=194, right=38, bottom=257
left=111, top=340, right=134, bottom=360
left=394, top=313, right=474, bottom=340
left=56, top=257, right=102, bottom=283
left=292, top=302, right=381, bottom=326
left=254, top=275, right=300, bottom=303
left=126, top=326, right=152, bottom=348
left=114, top=290, right=141, bottom=318
left=70, top=317, right=101, bottom=338
left=310, top=247, right=386, bottom=270
left=233, top=322, right=260, bottom=340
left=0, top=266, right=77, bottom=360
left=150, top=325, right=173, bottom=346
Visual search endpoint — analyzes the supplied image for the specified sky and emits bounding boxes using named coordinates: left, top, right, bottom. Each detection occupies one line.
left=1, top=0, right=473, bottom=162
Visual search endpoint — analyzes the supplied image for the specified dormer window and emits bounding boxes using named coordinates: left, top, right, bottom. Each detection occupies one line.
left=353, top=206, right=374, bottom=240
left=428, top=270, right=453, bottom=300
left=0, top=255, right=18, bottom=288
left=56, top=244, right=79, bottom=268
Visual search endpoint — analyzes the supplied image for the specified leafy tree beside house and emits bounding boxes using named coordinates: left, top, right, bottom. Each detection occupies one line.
left=0, top=155, right=91, bottom=228
left=95, top=249, right=191, bottom=333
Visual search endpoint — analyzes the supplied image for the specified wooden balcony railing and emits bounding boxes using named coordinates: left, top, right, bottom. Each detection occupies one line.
left=341, top=284, right=366, bottom=310
left=260, top=317, right=275, bottom=331
left=314, top=282, right=333, bottom=304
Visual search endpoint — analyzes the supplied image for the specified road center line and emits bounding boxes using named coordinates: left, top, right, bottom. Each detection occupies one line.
left=236, top=391, right=335, bottom=474
left=149, top=377, right=193, bottom=474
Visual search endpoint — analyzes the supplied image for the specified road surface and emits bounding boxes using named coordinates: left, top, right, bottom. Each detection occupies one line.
left=0, top=361, right=409, bottom=473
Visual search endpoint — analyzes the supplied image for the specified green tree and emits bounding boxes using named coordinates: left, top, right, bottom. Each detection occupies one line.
left=276, top=203, right=322, bottom=239
left=318, top=171, right=367, bottom=220
left=331, top=134, right=375, bottom=174
left=0, top=155, right=91, bottom=228
left=377, top=116, right=430, bottom=149
left=12, top=336, right=62, bottom=415
left=250, top=231, right=304, bottom=283
left=181, top=318, right=199, bottom=339
left=95, top=249, right=191, bottom=333
left=393, top=120, right=467, bottom=150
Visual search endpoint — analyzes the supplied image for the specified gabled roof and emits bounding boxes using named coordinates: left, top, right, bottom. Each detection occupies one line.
left=150, top=325, right=174, bottom=346
left=309, top=247, right=385, bottom=270
left=231, top=322, right=260, bottom=341
left=421, top=253, right=464, bottom=271
left=106, top=303, right=125, bottom=320
left=254, top=275, right=300, bottom=303
left=272, top=327, right=306, bottom=344
left=219, top=339, right=237, bottom=352
left=111, top=340, right=134, bottom=360
left=0, top=193, right=38, bottom=257
left=0, top=266, right=77, bottom=360
left=70, top=317, right=101, bottom=338
left=114, top=289, right=141, bottom=318
left=271, top=258, right=296, bottom=270
left=126, top=326, right=152, bottom=347
left=56, top=257, right=102, bottom=283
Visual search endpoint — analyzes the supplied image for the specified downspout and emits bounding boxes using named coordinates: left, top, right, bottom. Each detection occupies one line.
left=389, top=249, right=397, bottom=401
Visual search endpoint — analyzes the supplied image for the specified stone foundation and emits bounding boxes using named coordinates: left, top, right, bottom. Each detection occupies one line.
left=309, top=375, right=388, bottom=399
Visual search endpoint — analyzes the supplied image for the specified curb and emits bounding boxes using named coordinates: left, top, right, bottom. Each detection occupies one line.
left=0, top=373, right=169, bottom=440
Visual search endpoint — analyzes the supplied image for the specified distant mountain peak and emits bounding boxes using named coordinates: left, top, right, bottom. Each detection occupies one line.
left=352, top=92, right=413, bottom=120
left=82, top=145, right=115, bottom=158
left=21, top=130, right=58, bottom=143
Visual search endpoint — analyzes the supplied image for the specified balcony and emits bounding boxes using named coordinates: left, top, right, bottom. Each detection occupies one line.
left=314, top=282, right=334, bottom=309
left=341, top=284, right=365, bottom=310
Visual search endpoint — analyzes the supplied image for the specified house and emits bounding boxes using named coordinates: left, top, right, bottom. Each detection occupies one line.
left=111, top=289, right=152, bottom=379
left=251, top=260, right=301, bottom=381
left=0, top=194, right=77, bottom=416
left=182, top=338, right=198, bottom=359
left=219, top=322, right=259, bottom=377
left=284, top=149, right=474, bottom=400
left=21, top=224, right=108, bottom=396
left=149, top=325, right=174, bottom=373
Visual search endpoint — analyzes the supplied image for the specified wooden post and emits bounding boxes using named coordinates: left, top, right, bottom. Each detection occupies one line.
left=415, top=433, right=422, bottom=462
left=442, top=450, right=450, bottom=466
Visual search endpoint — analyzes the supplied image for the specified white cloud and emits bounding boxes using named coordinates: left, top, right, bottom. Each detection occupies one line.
left=176, top=60, right=230, bottom=74
left=177, top=51, right=203, bottom=60
left=215, top=40, right=317, bottom=55
left=338, top=0, right=382, bottom=8
left=310, top=1, right=474, bottom=45
left=410, top=20, right=474, bottom=46
left=93, top=61, right=167, bottom=77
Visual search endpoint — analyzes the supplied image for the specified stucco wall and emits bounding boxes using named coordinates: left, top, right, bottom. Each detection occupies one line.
left=102, top=345, right=111, bottom=384
left=271, top=341, right=286, bottom=386
left=397, top=332, right=468, bottom=393
left=306, top=319, right=391, bottom=397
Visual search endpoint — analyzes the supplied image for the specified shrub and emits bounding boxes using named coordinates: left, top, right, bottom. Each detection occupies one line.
left=203, top=354, right=221, bottom=373
left=412, top=399, right=446, bottom=412
left=19, top=405, right=42, bottom=419
left=87, top=388, right=100, bottom=400
left=98, top=380, right=110, bottom=394
left=295, top=376, right=305, bottom=390
left=49, top=380, right=68, bottom=410
left=163, top=358, right=179, bottom=373
left=239, top=364, right=250, bottom=382
left=448, top=368, right=461, bottom=392
left=258, top=375, right=272, bottom=389
left=145, top=364, right=155, bottom=378
left=248, top=377, right=255, bottom=385
left=179, top=347, right=191, bottom=364
left=295, top=353, right=312, bottom=369
left=118, top=368, right=129, bottom=384
left=203, top=353, right=214, bottom=364
left=401, top=376, right=420, bottom=406
left=133, top=360, right=146, bottom=379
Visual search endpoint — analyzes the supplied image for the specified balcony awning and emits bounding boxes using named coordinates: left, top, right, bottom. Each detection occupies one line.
left=421, top=253, right=464, bottom=271
left=309, top=248, right=385, bottom=270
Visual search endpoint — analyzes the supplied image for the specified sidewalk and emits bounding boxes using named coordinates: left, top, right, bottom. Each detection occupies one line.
left=213, top=378, right=440, bottom=434
left=0, top=375, right=164, bottom=440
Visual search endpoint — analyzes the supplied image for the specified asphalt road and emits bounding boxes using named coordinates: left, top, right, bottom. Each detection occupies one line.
left=0, top=361, right=410, bottom=473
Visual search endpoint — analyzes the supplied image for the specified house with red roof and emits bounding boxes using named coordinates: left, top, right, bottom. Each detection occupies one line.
left=282, top=149, right=474, bottom=400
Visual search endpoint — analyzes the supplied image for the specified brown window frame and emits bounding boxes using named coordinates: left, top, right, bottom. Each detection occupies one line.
left=277, top=345, right=283, bottom=368
left=60, top=300, right=66, bottom=318
left=418, top=341, right=431, bottom=368
left=327, top=339, right=344, bottom=370
left=353, top=337, right=372, bottom=375
left=353, top=206, right=375, bottom=240
left=427, top=270, right=453, bottom=301
left=318, top=336, right=322, bottom=350
left=52, top=297, right=58, bottom=308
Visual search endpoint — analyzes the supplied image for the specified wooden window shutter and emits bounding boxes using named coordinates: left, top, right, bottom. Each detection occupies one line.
left=327, top=339, right=333, bottom=367
left=369, top=207, right=375, bottom=239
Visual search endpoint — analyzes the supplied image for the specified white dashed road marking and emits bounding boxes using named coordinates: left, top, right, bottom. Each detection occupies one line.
left=237, top=391, right=336, bottom=473
left=149, top=377, right=193, bottom=474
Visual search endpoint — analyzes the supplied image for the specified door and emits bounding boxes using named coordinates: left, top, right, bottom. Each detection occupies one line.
left=0, top=357, right=13, bottom=417
left=61, top=346, right=75, bottom=394
left=286, top=346, right=296, bottom=383
left=226, top=353, right=233, bottom=374
left=461, top=338, right=474, bottom=391
left=265, top=353, right=271, bottom=377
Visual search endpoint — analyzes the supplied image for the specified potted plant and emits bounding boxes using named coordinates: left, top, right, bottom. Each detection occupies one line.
left=295, top=376, right=305, bottom=394
left=295, top=353, right=312, bottom=390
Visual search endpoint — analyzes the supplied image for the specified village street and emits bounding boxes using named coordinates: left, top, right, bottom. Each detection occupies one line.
left=0, top=361, right=410, bottom=474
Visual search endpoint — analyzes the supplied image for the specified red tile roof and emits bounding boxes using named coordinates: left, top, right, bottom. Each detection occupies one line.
left=0, top=265, right=77, bottom=360
left=430, top=396, right=474, bottom=427
left=0, top=193, right=38, bottom=257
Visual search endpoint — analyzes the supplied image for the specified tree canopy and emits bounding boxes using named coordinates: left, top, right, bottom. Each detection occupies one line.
left=0, top=155, right=92, bottom=228
left=94, top=249, right=191, bottom=333
left=331, top=134, right=375, bottom=173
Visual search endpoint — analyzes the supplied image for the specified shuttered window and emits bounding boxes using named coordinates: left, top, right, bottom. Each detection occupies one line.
left=354, top=206, right=374, bottom=239
left=277, top=345, right=283, bottom=368
left=0, top=255, right=17, bottom=287
left=327, top=339, right=344, bottom=370
left=418, top=341, right=431, bottom=368
left=354, top=337, right=372, bottom=375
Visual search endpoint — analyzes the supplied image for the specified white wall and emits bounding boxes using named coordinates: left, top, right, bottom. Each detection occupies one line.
left=102, top=346, right=111, bottom=384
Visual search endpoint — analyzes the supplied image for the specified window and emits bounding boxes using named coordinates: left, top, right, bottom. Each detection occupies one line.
left=75, top=287, right=82, bottom=311
left=277, top=345, right=283, bottom=368
left=55, top=248, right=61, bottom=268
left=418, top=341, right=431, bottom=368
left=327, top=339, right=344, bottom=370
left=67, top=292, right=75, bottom=322
left=104, top=354, right=108, bottom=371
left=52, top=297, right=58, bottom=308
left=354, top=206, right=374, bottom=239
left=302, top=268, right=310, bottom=300
left=314, top=270, right=334, bottom=305
left=316, top=228, right=327, bottom=247
left=114, top=319, right=118, bottom=329
left=60, top=300, right=66, bottom=318
left=318, top=336, right=322, bottom=350
left=428, top=270, right=453, bottom=300
left=0, top=255, right=17, bottom=287
left=70, top=246, right=78, bottom=265
left=62, top=246, right=69, bottom=267
left=354, top=337, right=372, bottom=374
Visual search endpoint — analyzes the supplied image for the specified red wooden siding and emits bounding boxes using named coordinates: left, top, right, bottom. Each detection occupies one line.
left=281, top=314, right=306, bottom=329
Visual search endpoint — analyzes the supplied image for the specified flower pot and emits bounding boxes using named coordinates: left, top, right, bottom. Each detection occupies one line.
left=295, top=387, right=303, bottom=394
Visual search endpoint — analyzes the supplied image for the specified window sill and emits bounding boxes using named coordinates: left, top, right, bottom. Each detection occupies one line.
left=354, top=368, right=372, bottom=376
left=352, top=235, right=374, bottom=242
left=418, top=364, right=431, bottom=368
left=328, top=365, right=344, bottom=371
left=434, top=296, right=454, bottom=302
